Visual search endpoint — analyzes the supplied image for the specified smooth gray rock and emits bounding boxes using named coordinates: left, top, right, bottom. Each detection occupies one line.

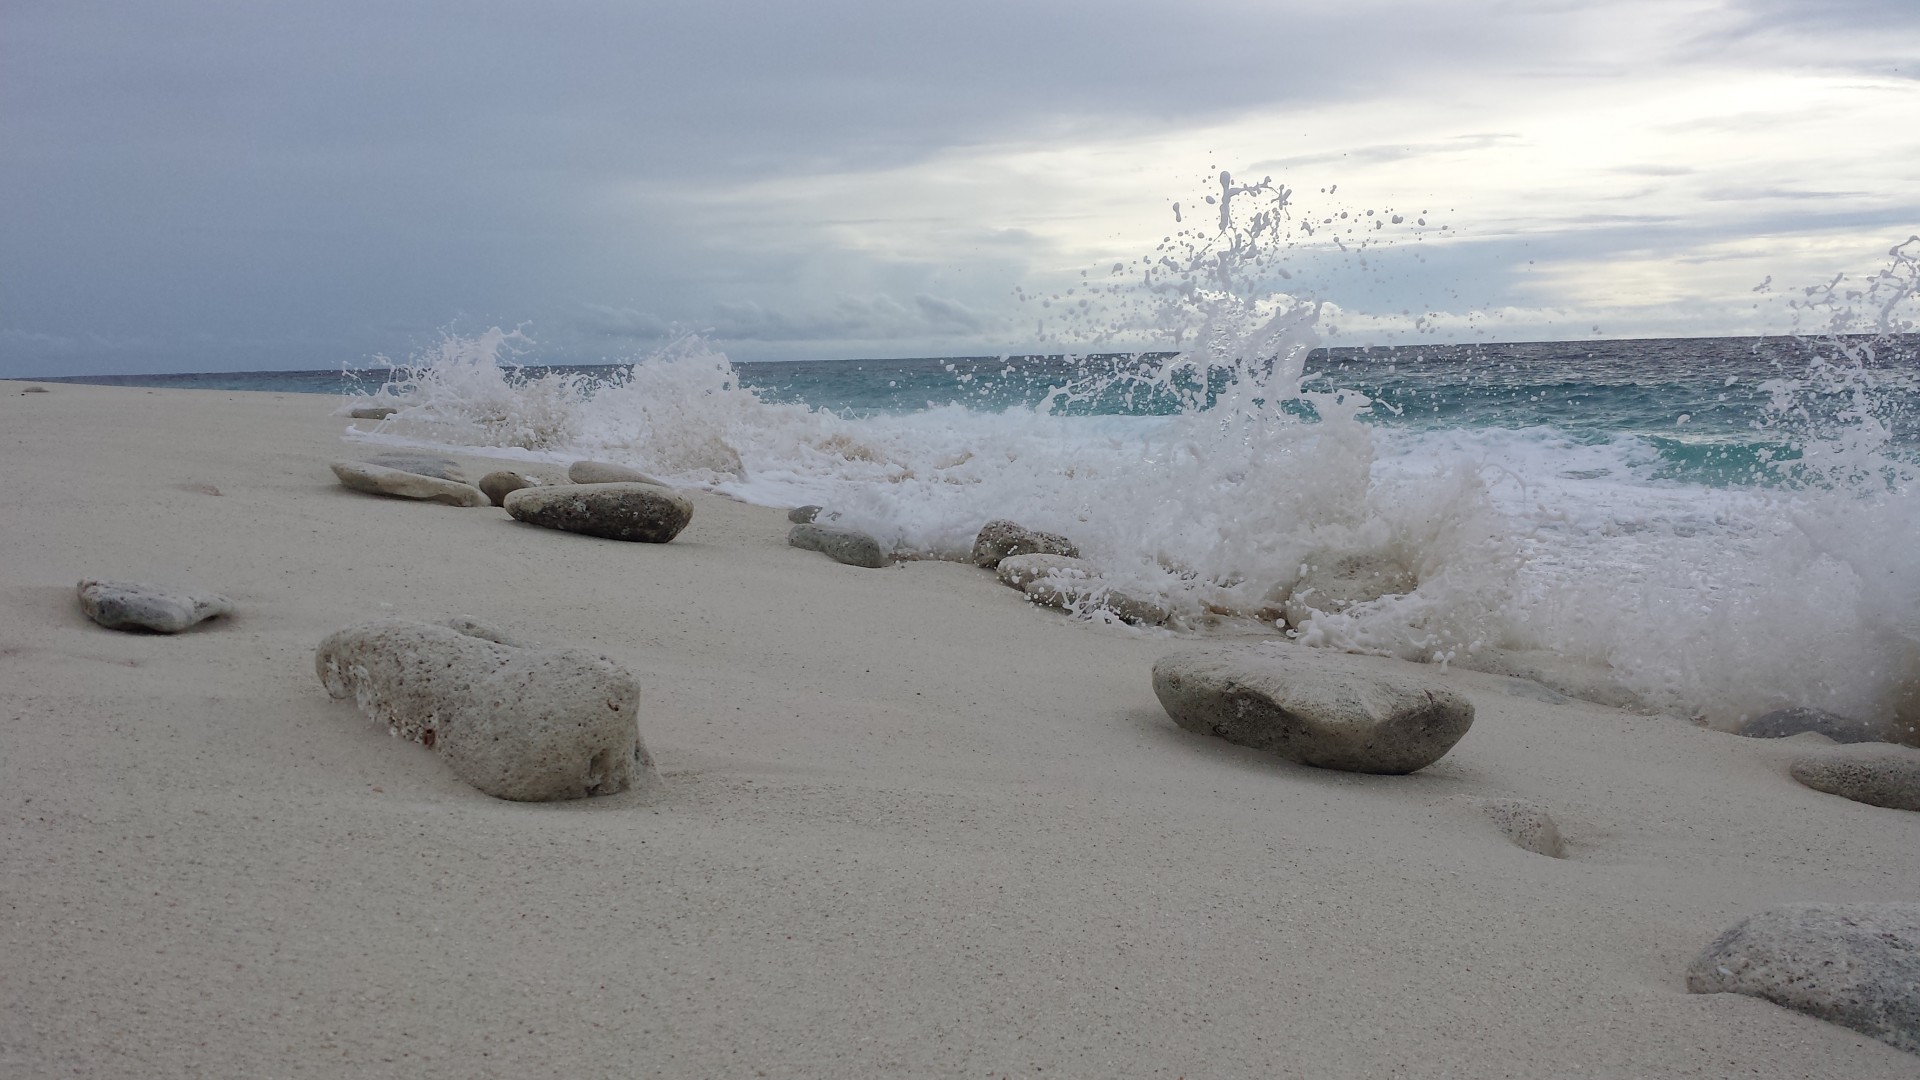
left=1687, top=902, right=1920, bottom=1054
left=348, top=405, right=399, bottom=419
left=970, top=519, right=1080, bottom=567
left=21, top=385, right=50, bottom=394
left=77, top=579, right=233, bottom=634
left=1789, top=746, right=1920, bottom=811
left=788, top=523, right=888, bottom=568
left=787, top=505, right=823, bottom=524
left=1738, top=706, right=1886, bottom=744
left=478, top=470, right=542, bottom=508
left=362, top=452, right=465, bottom=482
left=995, top=553, right=1093, bottom=591
left=1152, top=646, right=1474, bottom=774
left=331, top=461, right=489, bottom=507
left=504, top=482, right=693, bottom=542
left=315, top=619, right=654, bottom=801
left=1472, top=797, right=1566, bottom=857
left=1025, top=576, right=1171, bottom=626
left=1274, top=549, right=1417, bottom=628
left=568, top=460, right=665, bottom=486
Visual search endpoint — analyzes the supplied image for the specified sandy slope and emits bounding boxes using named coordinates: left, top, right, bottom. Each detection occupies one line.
left=2, top=381, right=1915, bottom=1078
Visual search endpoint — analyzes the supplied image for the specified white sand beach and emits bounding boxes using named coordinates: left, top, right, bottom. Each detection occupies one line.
left=3, top=381, right=1916, bottom=1078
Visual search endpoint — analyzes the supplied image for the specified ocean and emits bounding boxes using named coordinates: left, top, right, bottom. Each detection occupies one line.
left=37, top=218, right=1920, bottom=733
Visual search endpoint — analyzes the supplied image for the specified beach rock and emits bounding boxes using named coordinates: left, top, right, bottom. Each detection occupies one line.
left=788, top=505, right=823, bottom=524
left=21, top=385, right=50, bottom=394
left=315, top=619, right=653, bottom=801
left=1472, top=797, right=1566, bottom=857
left=478, top=470, right=542, bottom=508
left=362, top=452, right=465, bottom=482
left=996, top=553, right=1093, bottom=591
left=504, top=483, right=693, bottom=543
left=1152, top=646, right=1474, bottom=774
left=1686, top=902, right=1920, bottom=1054
left=330, top=461, right=489, bottom=507
left=1275, top=549, right=1416, bottom=628
left=788, top=523, right=888, bottom=568
left=1789, top=746, right=1920, bottom=811
left=568, top=460, right=666, bottom=486
left=348, top=405, right=399, bottom=420
left=1737, top=706, right=1886, bottom=744
left=77, top=579, right=233, bottom=634
left=970, top=519, right=1081, bottom=568
left=1026, top=576, right=1171, bottom=626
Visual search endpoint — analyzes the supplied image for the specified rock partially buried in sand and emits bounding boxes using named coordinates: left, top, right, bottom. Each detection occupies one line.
left=331, top=461, right=489, bottom=507
left=362, top=452, right=465, bottom=482
left=21, top=385, right=50, bottom=394
left=787, top=504, right=822, bottom=524
left=1737, top=706, right=1885, bottom=744
left=1686, top=902, right=1920, bottom=1054
left=995, top=553, right=1092, bottom=591
left=315, top=619, right=654, bottom=801
left=788, top=523, right=888, bottom=568
left=568, top=460, right=666, bottom=486
left=1788, top=745, right=1920, bottom=811
left=1472, top=797, right=1566, bottom=857
left=348, top=405, right=399, bottom=420
left=505, top=483, right=693, bottom=543
left=78, top=579, right=233, bottom=633
left=1152, top=646, right=1474, bottom=774
left=478, top=469, right=542, bottom=508
left=970, top=519, right=1080, bottom=568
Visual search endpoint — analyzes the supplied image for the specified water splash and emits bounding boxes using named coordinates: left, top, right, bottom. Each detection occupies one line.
left=345, top=192, right=1920, bottom=736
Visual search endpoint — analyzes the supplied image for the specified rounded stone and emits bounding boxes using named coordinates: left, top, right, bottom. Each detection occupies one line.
left=505, top=482, right=694, bottom=543
left=1152, top=646, right=1474, bottom=774
left=331, top=461, right=489, bottom=507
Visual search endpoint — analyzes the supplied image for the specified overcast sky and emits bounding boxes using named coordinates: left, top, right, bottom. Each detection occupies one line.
left=4, top=0, right=1917, bottom=376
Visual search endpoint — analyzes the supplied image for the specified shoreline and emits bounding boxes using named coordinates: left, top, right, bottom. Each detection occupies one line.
left=3, top=380, right=1916, bottom=1077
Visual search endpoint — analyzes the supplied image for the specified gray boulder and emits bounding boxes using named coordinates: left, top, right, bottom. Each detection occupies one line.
left=788, top=523, right=888, bottom=568
left=1738, top=706, right=1885, bottom=744
left=568, top=460, right=665, bottom=486
left=1789, top=746, right=1920, bottom=811
left=1472, top=797, right=1566, bottom=858
left=1026, top=576, right=1171, bottom=626
left=348, top=405, right=399, bottom=420
left=505, top=483, right=694, bottom=543
left=362, top=452, right=465, bottom=482
left=1686, top=902, right=1920, bottom=1054
left=478, top=469, right=542, bottom=508
left=970, top=519, right=1080, bottom=567
left=77, top=579, right=233, bottom=634
left=1273, top=549, right=1417, bottom=628
left=315, top=619, right=654, bottom=801
left=787, top=505, right=823, bottom=524
left=995, top=553, right=1092, bottom=591
left=331, top=461, right=489, bottom=507
left=1152, top=646, right=1474, bottom=774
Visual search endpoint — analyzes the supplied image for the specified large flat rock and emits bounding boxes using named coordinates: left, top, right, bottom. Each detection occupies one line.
left=505, top=482, right=694, bottom=543
left=1152, top=645, right=1474, bottom=774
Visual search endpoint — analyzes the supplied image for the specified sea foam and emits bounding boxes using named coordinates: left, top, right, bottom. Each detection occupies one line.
left=346, top=198, right=1920, bottom=735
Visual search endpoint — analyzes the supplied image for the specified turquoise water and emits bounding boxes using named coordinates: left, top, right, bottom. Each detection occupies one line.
left=46, top=334, right=1918, bottom=489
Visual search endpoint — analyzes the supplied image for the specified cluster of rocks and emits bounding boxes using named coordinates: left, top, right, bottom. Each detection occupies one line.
left=963, top=519, right=1175, bottom=626
left=1730, top=704, right=1920, bottom=811
left=326, top=454, right=695, bottom=544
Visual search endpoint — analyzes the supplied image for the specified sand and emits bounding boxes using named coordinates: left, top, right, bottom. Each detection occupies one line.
left=3, top=380, right=1916, bottom=1078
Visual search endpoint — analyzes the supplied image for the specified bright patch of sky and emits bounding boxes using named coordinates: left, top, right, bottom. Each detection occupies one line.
left=2, top=0, right=1916, bottom=375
